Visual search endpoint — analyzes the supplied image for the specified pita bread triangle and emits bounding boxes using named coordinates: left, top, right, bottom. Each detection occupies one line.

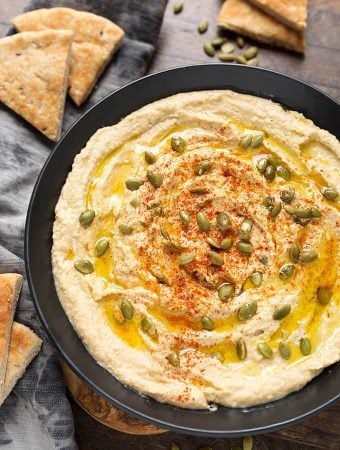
left=0, top=30, right=72, bottom=141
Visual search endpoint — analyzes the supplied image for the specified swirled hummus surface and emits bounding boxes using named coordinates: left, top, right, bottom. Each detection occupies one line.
left=52, top=90, right=340, bottom=408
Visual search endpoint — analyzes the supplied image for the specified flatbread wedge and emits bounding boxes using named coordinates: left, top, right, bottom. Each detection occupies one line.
left=0, top=30, right=73, bottom=141
left=247, top=0, right=308, bottom=31
left=13, top=7, right=125, bottom=106
left=0, top=322, right=42, bottom=406
left=0, top=274, right=22, bottom=398
left=218, top=0, right=305, bottom=53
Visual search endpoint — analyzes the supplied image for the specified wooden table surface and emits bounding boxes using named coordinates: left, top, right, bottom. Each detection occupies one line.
left=1, top=0, right=339, bottom=449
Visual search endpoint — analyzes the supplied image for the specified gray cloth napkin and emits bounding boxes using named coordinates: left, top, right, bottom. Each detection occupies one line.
left=0, top=0, right=167, bottom=448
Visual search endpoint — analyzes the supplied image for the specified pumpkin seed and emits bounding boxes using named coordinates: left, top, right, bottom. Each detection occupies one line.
left=261, top=255, right=268, bottom=265
left=236, top=36, right=245, bottom=48
left=95, top=237, right=109, bottom=256
left=273, top=303, right=291, bottom=320
left=240, top=134, right=252, bottom=148
left=79, top=209, right=95, bottom=227
left=243, top=436, right=253, bottom=450
left=160, top=226, right=170, bottom=240
left=284, top=205, right=310, bottom=218
left=279, top=341, right=291, bottom=360
left=321, top=187, right=338, bottom=200
left=238, top=301, right=257, bottom=320
left=317, top=287, right=332, bottom=305
left=257, top=342, right=273, bottom=358
left=300, top=337, right=311, bottom=356
left=201, top=315, right=214, bottom=331
left=235, top=55, right=247, bottom=64
left=236, top=339, right=247, bottom=360
left=270, top=202, right=282, bottom=218
left=74, top=259, right=94, bottom=274
left=244, top=46, right=258, bottom=60
left=198, top=19, right=208, bottom=34
left=280, top=188, right=295, bottom=204
left=113, top=305, right=125, bottom=324
left=294, top=217, right=311, bottom=226
left=289, top=242, right=300, bottom=263
left=194, top=160, right=212, bottom=175
left=236, top=240, right=253, bottom=255
left=144, top=150, right=157, bottom=164
left=240, top=218, right=253, bottom=240
left=218, top=283, right=234, bottom=301
left=125, top=178, right=144, bottom=191
left=203, top=42, right=215, bottom=57
left=211, top=37, right=227, bottom=48
left=147, top=200, right=160, bottom=209
left=262, top=195, right=273, bottom=208
left=171, top=136, right=186, bottom=153
left=250, top=271, right=262, bottom=287
left=130, top=197, right=140, bottom=208
left=167, top=351, right=180, bottom=367
left=119, top=223, right=133, bottom=235
left=276, top=165, right=291, bottom=181
left=189, top=187, right=208, bottom=194
left=120, top=300, right=134, bottom=320
left=279, top=263, right=295, bottom=281
left=221, top=237, right=233, bottom=250
left=147, top=170, right=163, bottom=188
left=207, top=237, right=221, bottom=249
left=197, top=212, right=210, bottom=231
left=179, top=210, right=190, bottom=225
left=221, top=42, right=235, bottom=54
left=218, top=53, right=236, bottom=62
left=173, top=2, right=183, bottom=14
left=164, top=240, right=182, bottom=253
left=216, top=212, right=230, bottom=230
left=177, top=252, right=196, bottom=266
left=246, top=57, right=259, bottom=66
left=251, top=134, right=263, bottom=148
left=208, top=251, right=224, bottom=266
left=299, top=250, right=318, bottom=263
left=264, top=164, right=275, bottom=181
left=170, top=443, right=180, bottom=450
left=141, top=316, right=157, bottom=337
left=256, top=158, right=268, bottom=173
left=309, top=207, right=321, bottom=218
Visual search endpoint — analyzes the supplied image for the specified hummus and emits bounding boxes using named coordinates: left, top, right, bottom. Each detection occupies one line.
left=52, top=90, right=340, bottom=409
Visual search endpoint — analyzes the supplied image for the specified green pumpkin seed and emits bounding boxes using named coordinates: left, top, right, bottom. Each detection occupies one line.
left=284, top=205, right=310, bottom=218
left=221, top=42, right=235, bottom=54
left=256, top=158, right=269, bottom=173
left=273, top=303, right=291, bottom=320
left=236, top=240, right=253, bottom=256
left=164, top=239, right=182, bottom=252
left=257, top=342, right=273, bottom=358
left=236, top=339, right=247, bottom=360
left=321, top=187, right=338, bottom=201
left=197, top=212, right=210, bottom=231
left=216, top=212, right=230, bottom=230
left=251, top=134, right=263, bottom=148
left=173, top=2, right=183, bottom=14
left=189, top=187, right=208, bottom=194
left=264, top=164, right=276, bottom=181
left=236, top=36, right=245, bottom=48
left=198, top=19, right=208, bottom=34
left=95, top=237, right=109, bottom=256
left=250, top=272, right=262, bottom=287
left=246, top=57, right=259, bottom=66
left=79, top=209, right=95, bottom=227
left=218, top=283, right=234, bottom=301
left=118, top=223, right=133, bottom=235
left=317, top=287, right=332, bottom=305
left=279, top=263, right=295, bottom=281
left=289, top=243, right=300, bottom=263
left=276, top=165, right=291, bottom=181
left=179, top=210, right=190, bottom=225
left=207, top=237, right=221, bottom=249
left=201, top=315, right=214, bottom=331
left=240, top=134, right=252, bottom=148
left=208, top=251, right=224, bottom=266
left=218, top=53, right=236, bottom=62
left=194, top=160, right=212, bottom=175
left=279, top=341, right=291, bottom=360
left=167, top=351, right=180, bottom=367
left=144, top=150, right=157, bottom=164
left=300, top=337, right=311, bottom=356
left=177, top=252, right=196, bottom=266
left=309, top=207, right=321, bottom=218
left=141, top=316, right=157, bottom=337
left=147, top=170, right=163, bottom=188
left=299, top=250, right=318, bottom=263
left=244, top=46, right=258, bottom=60
left=160, top=226, right=170, bottom=240
left=270, top=202, right=282, bottom=218
left=74, top=259, right=94, bottom=274
left=120, top=300, right=134, bottom=320
left=238, top=301, right=257, bottom=320
left=243, top=436, right=253, bottom=450
left=221, top=237, right=233, bottom=250
left=211, top=37, right=227, bottom=48
left=203, top=42, right=215, bottom=57
left=261, top=254, right=268, bottom=265
left=171, top=136, right=186, bottom=153
left=130, top=197, right=140, bottom=208
left=147, top=200, right=160, bottom=210
left=235, top=55, right=247, bottom=64
left=125, top=178, right=144, bottom=191
left=280, top=188, right=295, bottom=204
left=240, top=218, right=253, bottom=240
left=262, top=195, right=273, bottom=208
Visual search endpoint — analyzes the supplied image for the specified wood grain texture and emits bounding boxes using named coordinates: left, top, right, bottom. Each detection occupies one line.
left=1, top=0, right=339, bottom=448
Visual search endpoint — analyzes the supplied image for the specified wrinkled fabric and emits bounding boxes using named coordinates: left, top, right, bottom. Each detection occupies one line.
left=0, top=0, right=167, bottom=448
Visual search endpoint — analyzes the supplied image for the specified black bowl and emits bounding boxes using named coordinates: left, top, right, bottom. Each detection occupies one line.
left=25, top=64, right=340, bottom=437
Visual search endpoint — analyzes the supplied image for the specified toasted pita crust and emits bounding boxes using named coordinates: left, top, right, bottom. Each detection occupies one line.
left=218, top=0, right=305, bottom=53
left=0, top=322, right=42, bottom=406
left=0, top=274, right=22, bottom=398
left=0, top=30, right=72, bottom=141
left=248, top=0, right=308, bottom=31
left=13, top=7, right=125, bottom=105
